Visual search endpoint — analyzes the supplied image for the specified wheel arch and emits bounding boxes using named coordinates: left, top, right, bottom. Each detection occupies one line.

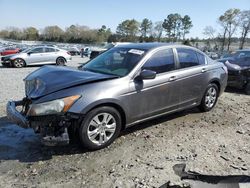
left=56, top=56, right=67, bottom=63
left=82, top=102, right=127, bottom=130
left=209, top=79, right=221, bottom=94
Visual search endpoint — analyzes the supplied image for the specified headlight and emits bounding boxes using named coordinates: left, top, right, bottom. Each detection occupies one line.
left=25, top=79, right=46, bottom=96
left=27, top=95, right=81, bottom=116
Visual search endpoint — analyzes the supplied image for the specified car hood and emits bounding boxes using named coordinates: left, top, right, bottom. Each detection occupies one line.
left=1, top=54, right=15, bottom=60
left=24, top=65, right=117, bottom=99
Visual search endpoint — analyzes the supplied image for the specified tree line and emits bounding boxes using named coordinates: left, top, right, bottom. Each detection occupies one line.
left=0, top=13, right=193, bottom=44
left=203, top=9, right=250, bottom=50
left=0, top=9, right=249, bottom=51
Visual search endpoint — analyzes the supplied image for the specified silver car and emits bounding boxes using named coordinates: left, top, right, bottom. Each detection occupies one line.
left=1, top=46, right=71, bottom=68
left=6, top=43, right=228, bottom=150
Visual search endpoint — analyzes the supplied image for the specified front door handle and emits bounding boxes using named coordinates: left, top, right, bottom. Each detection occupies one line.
left=169, top=76, right=177, bottom=81
left=201, top=68, right=207, bottom=73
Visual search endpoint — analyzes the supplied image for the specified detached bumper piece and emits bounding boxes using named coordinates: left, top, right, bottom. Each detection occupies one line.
left=41, top=128, right=70, bottom=146
left=6, top=100, right=29, bottom=128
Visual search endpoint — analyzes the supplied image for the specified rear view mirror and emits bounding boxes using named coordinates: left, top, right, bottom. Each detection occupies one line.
left=138, top=69, right=156, bottom=80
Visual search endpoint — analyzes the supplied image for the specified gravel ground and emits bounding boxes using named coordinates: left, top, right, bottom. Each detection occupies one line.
left=0, top=56, right=249, bottom=187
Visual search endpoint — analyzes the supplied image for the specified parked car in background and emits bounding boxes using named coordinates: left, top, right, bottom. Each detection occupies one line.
left=1, top=46, right=71, bottom=68
left=83, top=47, right=91, bottom=57
left=68, top=47, right=80, bottom=56
left=0, top=47, right=20, bottom=56
left=205, top=51, right=219, bottom=60
left=217, top=49, right=250, bottom=94
left=6, top=43, right=227, bottom=150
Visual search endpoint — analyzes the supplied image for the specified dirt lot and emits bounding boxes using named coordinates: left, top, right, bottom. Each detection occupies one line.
left=0, top=56, right=249, bottom=187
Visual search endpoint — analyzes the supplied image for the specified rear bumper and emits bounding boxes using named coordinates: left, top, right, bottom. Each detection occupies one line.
left=6, top=100, right=29, bottom=128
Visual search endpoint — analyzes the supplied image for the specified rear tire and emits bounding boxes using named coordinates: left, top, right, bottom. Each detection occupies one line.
left=199, top=83, right=219, bottom=112
left=245, top=82, right=250, bottom=95
left=56, top=57, right=66, bottom=66
left=12, top=58, right=25, bottom=68
left=79, top=106, right=122, bottom=150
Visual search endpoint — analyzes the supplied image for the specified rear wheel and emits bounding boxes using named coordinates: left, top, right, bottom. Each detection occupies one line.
left=199, top=83, right=219, bottom=112
left=12, top=58, right=25, bottom=68
left=245, top=82, right=250, bottom=95
left=56, top=57, right=66, bottom=66
left=79, top=106, right=122, bottom=150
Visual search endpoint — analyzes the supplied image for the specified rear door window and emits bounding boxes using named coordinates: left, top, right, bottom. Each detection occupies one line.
left=45, top=47, right=56, bottom=53
left=196, top=52, right=206, bottom=65
left=30, top=47, right=44, bottom=54
left=177, top=48, right=200, bottom=68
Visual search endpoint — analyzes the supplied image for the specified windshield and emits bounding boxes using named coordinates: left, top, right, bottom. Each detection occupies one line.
left=83, top=47, right=147, bottom=77
left=22, top=48, right=31, bottom=53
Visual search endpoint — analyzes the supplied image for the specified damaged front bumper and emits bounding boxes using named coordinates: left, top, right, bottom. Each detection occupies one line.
left=6, top=99, right=79, bottom=146
left=6, top=100, right=29, bottom=128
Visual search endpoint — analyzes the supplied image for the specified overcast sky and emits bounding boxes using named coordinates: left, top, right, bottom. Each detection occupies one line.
left=0, top=0, right=249, bottom=38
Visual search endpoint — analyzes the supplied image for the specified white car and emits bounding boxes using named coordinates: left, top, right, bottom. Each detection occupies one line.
left=1, top=46, right=72, bottom=68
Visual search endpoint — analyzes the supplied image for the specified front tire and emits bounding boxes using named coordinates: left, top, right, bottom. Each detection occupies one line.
left=79, top=106, right=122, bottom=150
left=12, top=58, right=25, bottom=68
left=199, top=83, right=219, bottom=112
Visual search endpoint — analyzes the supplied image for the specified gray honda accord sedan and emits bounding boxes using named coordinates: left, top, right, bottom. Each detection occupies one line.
left=6, top=43, right=228, bottom=150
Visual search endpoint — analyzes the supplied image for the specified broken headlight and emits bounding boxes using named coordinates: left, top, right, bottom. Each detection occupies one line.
left=27, top=95, right=81, bottom=116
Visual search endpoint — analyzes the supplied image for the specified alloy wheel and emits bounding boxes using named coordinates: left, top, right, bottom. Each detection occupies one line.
left=14, top=59, right=24, bottom=68
left=87, top=113, right=116, bottom=145
left=205, top=87, right=217, bottom=108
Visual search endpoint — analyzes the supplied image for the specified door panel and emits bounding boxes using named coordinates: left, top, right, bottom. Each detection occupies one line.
left=126, top=48, right=180, bottom=122
left=175, top=66, right=208, bottom=108
left=128, top=72, right=180, bottom=122
left=175, top=48, right=208, bottom=109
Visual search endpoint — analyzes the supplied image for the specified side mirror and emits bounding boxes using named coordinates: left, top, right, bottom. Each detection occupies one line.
left=138, top=69, right=156, bottom=80
left=27, top=52, right=31, bottom=55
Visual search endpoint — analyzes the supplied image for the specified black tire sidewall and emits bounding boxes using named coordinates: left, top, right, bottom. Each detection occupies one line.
left=200, top=83, right=219, bottom=112
left=79, top=106, right=122, bottom=150
left=56, top=57, right=65, bottom=66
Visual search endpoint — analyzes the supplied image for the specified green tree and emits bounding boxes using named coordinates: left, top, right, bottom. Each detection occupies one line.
left=43, top=25, right=64, bottom=42
left=181, top=15, right=193, bottom=40
left=97, top=25, right=112, bottom=42
left=116, top=19, right=139, bottom=42
left=140, top=18, right=153, bottom=40
left=153, top=21, right=164, bottom=42
left=23, top=27, right=39, bottom=40
left=162, top=13, right=182, bottom=42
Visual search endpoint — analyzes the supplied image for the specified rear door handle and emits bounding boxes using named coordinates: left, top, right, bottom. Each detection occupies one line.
left=169, top=76, right=177, bottom=81
left=201, top=68, right=207, bottom=73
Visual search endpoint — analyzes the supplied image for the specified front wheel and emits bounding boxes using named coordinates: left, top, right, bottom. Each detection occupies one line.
left=199, top=83, right=219, bottom=112
left=79, top=106, right=122, bottom=150
left=12, top=58, right=25, bottom=68
left=56, top=57, right=66, bottom=66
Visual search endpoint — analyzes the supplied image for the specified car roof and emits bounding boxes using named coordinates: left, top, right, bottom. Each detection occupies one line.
left=115, top=42, right=194, bottom=51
